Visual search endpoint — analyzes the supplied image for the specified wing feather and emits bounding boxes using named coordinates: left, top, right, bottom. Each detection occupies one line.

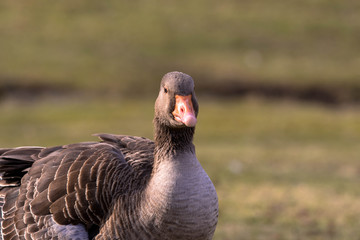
left=0, top=133, right=155, bottom=239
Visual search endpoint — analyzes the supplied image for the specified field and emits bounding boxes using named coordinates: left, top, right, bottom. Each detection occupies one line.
left=1, top=97, right=360, bottom=239
left=1, top=0, right=360, bottom=93
left=1, top=0, right=360, bottom=239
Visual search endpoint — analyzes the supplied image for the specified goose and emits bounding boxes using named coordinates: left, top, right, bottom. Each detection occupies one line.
left=0, top=71, right=219, bottom=240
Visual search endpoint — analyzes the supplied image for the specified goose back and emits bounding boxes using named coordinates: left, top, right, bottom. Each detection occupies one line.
left=0, top=134, right=154, bottom=239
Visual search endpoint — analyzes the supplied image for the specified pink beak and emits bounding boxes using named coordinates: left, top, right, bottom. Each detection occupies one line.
left=172, top=95, right=197, bottom=127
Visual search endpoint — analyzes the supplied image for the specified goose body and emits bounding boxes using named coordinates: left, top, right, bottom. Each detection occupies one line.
left=0, top=72, right=219, bottom=240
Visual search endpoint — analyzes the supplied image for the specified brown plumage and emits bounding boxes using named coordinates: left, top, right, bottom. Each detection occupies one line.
left=0, top=72, right=218, bottom=240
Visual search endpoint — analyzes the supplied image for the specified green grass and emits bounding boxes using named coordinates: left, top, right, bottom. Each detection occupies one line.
left=1, top=97, right=360, bottom=239
left=1, top=0, right=360, bottom=93
left=196, top=98, right=360, bottom=239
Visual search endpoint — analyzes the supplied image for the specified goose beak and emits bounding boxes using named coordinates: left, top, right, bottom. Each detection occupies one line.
left=172, top=95, right=197, bottom=127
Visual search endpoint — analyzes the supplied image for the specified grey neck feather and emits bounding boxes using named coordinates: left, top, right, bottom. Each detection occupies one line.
left=153, top=117, right=195, bottom=162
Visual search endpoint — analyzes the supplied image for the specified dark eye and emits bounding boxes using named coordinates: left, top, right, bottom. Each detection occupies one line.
left=164, top=87, right=168, bottom=93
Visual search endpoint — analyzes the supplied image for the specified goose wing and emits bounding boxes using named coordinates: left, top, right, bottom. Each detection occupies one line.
left=95, top=133, right=154, bottom=183
left=0, top=134, right=154, bottom=239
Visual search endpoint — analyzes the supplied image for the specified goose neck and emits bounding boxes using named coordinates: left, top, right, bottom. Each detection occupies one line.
left=153, top=117, right=195, bottom=158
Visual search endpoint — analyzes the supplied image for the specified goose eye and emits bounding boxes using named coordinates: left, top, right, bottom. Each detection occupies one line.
left=164, top=87, right=168, bottom=93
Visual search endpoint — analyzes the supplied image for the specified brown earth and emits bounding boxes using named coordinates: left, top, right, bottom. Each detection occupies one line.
left=1, top=77, right=360, bottom=106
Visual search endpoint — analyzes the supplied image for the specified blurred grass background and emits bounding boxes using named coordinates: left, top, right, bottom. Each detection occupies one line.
left=1, top=0, right=360, bottom=239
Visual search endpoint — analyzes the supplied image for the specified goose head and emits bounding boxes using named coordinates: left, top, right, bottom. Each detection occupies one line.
left=155, top=72, right=199, bottom=128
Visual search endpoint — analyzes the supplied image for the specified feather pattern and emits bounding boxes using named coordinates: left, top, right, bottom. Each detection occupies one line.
left=0, top=135, right=154, bottom=239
